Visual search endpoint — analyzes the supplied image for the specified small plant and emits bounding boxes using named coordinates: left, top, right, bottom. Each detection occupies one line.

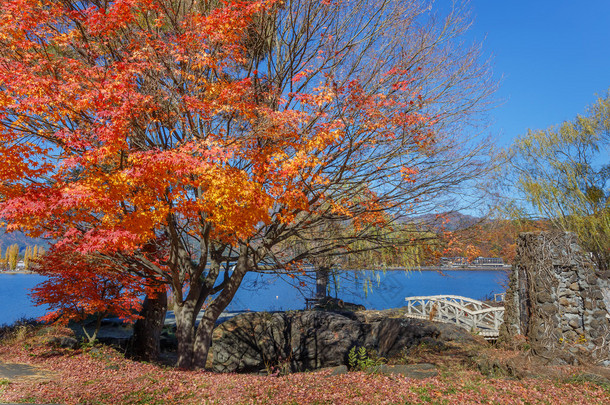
left=347, top=346, right=384, bottom=372
left=0, top=319, right=38, bottom=344
left=15, top=325, right=28, bottom=341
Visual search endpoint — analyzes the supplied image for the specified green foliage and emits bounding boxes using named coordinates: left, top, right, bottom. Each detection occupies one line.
left=347, top=346, right=384, bottom=372
left=509, top=91, right=610, bottom=271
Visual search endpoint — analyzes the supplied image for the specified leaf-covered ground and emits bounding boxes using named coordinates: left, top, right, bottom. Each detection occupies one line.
left=0, top=325, right=608, bottom=404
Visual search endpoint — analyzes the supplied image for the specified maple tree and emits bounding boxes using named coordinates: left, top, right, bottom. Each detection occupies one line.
left=30, top=245, right=150, bottom=342
left=0, top=0, right=494, bottom=368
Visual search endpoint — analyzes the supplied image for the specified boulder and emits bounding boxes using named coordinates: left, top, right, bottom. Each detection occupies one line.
left=211, top=311, right=363, bottom=373
left=47, top=336, right=79, bottom=349
left=212, top=308, right=483, bottom=373
left=313, top=297, right=366, bottom=312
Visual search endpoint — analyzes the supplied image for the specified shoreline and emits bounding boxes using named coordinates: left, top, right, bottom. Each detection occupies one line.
left=0, top=267, right=511, bottom=275
left=338, top=266, right=511, bottom=272
left=0, top=270, right=37, bottom=275
left=385, top=266, right=511, bottom=272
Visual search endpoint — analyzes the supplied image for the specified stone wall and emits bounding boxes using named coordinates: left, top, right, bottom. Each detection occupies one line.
left=211, top=309, right=484, bottom=373
left=500, top=232, right=610, bottom=365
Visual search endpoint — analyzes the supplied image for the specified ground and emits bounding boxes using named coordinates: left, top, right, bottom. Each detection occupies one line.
left=0, top=324, right=609, bottom=404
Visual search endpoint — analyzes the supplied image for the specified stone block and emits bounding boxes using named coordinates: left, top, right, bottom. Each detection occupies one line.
left=563, top=330, right=577, bottom=341
left=591, top=291, right=605, bottom=300
left=537, top=292, right=553, bottom=303
left=540, top=303, right=556, bottom=313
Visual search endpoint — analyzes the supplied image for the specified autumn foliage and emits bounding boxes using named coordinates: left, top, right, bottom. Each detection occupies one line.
left=29, top=245, right=151, bottom=341
left=441, top=219, right=549, bottom=264
left=0, top=0, right=494, bottom=367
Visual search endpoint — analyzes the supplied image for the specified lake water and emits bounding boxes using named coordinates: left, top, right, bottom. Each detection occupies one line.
left=0, top=273, right=49, bottom=326
left=0, top=269, right=508, bottom=326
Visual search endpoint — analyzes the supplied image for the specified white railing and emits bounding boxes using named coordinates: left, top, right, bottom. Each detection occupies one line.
left=404, top=295, right=505, bottom=340
left=493, top=292, right=506, bottom=302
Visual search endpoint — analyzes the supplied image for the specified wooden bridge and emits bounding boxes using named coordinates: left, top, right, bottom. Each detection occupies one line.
left=404, top=295, right=505, bottom=340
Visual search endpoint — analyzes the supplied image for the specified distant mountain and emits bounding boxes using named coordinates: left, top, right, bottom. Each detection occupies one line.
left=408, top=211, right=481, bottom=232
left=0, top=229, right=50, bottom=253
left=439, top=212, right=481, bottom=231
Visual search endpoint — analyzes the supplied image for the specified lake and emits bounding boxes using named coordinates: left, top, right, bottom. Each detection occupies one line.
left=0, top=273, right=49, bottom=326
left=0, top=269, right=508, bottom=326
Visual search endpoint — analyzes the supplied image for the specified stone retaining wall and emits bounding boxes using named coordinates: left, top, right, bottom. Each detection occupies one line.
left=500, top=232, right=610, bottom=365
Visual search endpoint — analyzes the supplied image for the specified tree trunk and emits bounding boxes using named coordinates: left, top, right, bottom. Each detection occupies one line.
left=131, top=291, right=167, bottom=361
left=175, top=301, right=197, bottom=369
left=316, top=266, right=329, bottom=299
left=191, top=254, right=249, bottom=369
left=170, top=246, right=250, bottom=369
left=192, top=313, right=216, bottom=368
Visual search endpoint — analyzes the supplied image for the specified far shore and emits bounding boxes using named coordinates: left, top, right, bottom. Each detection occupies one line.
left=0, top=270, right=37, bottom=275
left=1, top=266, right=511, bottom=276
left=384, top=266, right=511, bottom=272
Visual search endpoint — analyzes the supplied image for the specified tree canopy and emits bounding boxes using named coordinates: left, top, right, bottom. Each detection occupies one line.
left=509, top=92, right=610, bottom=271
left=0, top=0, right=494, bottom=368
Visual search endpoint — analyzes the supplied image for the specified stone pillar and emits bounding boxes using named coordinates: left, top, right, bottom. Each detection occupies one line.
left=500, top=232, right=610, bottom=365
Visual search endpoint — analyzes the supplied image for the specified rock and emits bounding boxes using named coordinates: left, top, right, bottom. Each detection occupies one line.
left=212, top=309, right=484, bottom=373
left=47, top=336, right=79, bottom=349
left=434, top=322, right=483, bottom=344
left=376, top=318, right=440, bottom=358
left=377, top=363, right=438, bottom=379
left=329, top=365, right=348, bottom=376
left=540, top=303, right=556, bottom=313
left=313, top=297, right=366, bottom=312
left=537, top=292, right=553, bottom=303
left=0, top=362, right=54, bottom=382
left=567, top=317, right=582, bottom=329
left=212, top=311, right=362, bottom=373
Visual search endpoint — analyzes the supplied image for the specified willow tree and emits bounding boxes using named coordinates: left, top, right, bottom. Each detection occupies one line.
left=0, top=0, right=494, bottom=368
left=509, top=92, right=610, bottom=271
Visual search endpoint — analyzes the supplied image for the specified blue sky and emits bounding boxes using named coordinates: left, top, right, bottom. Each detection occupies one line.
left=465, top=0, right=610, bottom=146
